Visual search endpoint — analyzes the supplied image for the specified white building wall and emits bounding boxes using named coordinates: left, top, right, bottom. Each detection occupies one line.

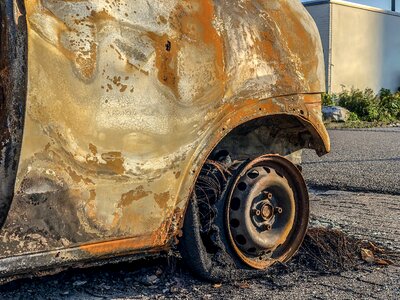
left=305, top=0, right=400, bottom=93
left=304, top=3, right=331, bottom=90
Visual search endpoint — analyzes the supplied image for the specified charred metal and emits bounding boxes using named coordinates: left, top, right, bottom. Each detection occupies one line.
left=0, top=0, right=27, bottom=229
left=0, top=0, right=329, bottom=280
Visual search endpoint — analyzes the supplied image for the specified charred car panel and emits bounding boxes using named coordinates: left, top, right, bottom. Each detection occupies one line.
left=0, top=0, right=27, bottom=229
left=0, top=0, right=329, bottom=278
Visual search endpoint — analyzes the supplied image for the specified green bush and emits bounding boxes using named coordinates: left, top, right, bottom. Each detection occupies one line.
left=348, top=112, right=359, bottom=122
left=324, top=88, right=400, bottom=122
left=337, top=88, right=379, bottom=121
left=378, top=88, right=400, bottom=121
left=322, top=93, right=335, bottom=106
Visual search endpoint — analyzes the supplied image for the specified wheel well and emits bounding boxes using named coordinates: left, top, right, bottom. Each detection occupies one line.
left=210, top=114, right=317, bottom=165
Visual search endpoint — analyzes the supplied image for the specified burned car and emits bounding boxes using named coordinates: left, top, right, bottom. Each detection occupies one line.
left=0, top=0, right=329, bottom=281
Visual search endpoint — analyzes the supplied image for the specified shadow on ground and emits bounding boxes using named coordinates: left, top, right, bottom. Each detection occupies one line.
left=0, top=227, right=398, bottom=300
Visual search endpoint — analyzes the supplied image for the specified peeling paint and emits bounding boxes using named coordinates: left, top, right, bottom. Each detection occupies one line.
left=155, top=192, right=171, bottom=210
left=119, top=186, right=152, bottom=209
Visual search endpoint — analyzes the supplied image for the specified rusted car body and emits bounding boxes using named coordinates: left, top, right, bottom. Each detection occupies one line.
left=0, top=0, right=329, bottom=280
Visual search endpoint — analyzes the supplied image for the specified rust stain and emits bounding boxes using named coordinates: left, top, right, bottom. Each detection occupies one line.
left=66, top=167, right=94, bottom=185
left=79, top=232, right=161, bottom=255
left=86, top=189, right=97, bottom=221
left=89, top=143, right=98, bottom=155
left=154, top=191, right=170, bottom=210
left=75, top=41, right=98, bottom=80
left=88, top=8, right=116, bottom=23
left=102, top=75, right=129, bottom=93
left=263, top=1, right=321, bottom=92
left=84, top=148, right=126, bottom=175
left=186, top=0, right=225, bottom=77
left=150, top=0, right=226, bottom=99
left=119, top=186, right=152, bottom=208
left=158, top=15, right=167, bottom=25
left=148, top=32, right=180, bottom=97
left=101, top=152, right=125, bottom=174
left=110, top=211, right=121, bottom=229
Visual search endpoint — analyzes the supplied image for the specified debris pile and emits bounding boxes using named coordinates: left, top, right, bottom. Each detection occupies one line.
left=193, top=159, right=399, bottom=277
left=292, top=227, right=398, bottom=274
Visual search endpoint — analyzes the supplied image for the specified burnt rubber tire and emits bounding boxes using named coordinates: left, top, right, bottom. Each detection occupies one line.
left=179, top=155, right=309, bottom=282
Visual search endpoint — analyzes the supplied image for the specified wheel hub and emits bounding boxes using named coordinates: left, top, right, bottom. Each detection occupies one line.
left=261, top=203, right=273, bottom=220
left=252, top=196, right=281, bottom=227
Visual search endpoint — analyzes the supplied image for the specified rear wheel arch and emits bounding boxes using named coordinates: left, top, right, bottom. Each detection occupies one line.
left=177, top=112, right=326, bottom=281
left=176, top=110, right=328, bottom=237
left=210, top=113, right=328, bottom=165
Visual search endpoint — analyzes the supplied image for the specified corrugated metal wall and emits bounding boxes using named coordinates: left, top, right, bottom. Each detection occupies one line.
left=305, top=0, right=400, bottom=93
left=305, top=3, right=331, bottom=90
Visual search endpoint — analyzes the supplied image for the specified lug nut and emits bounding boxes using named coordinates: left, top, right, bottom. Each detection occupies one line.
left=265, top=224, right=272, bottom=231
left=256, top=210, right=261, bottom=216
left=275, top=207, right=283, bottom=214
left=262, top=191, right=272, bottom=200
left=262, top=191, right=273, bottom=200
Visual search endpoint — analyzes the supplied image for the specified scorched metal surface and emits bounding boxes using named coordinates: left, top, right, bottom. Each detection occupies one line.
left=0, top=0, right=330, bottom=279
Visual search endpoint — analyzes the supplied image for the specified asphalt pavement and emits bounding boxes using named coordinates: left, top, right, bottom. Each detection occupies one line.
left=0, top=127, right=399, bottom=299
left=1, top=189, right=398, bottom=300
left=303, top=127, right=400, bottom=194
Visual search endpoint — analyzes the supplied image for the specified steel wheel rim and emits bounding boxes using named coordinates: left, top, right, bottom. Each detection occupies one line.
left=225, top=155, right=309, bottom=269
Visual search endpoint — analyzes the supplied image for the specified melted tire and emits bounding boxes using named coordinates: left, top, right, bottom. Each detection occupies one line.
left=179, top=155, right=309, bottom=282
left=179, top=192, right=256, bottom=282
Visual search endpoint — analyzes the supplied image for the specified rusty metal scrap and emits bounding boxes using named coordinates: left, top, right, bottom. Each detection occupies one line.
left=0, top=0, right=329, bottom=278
